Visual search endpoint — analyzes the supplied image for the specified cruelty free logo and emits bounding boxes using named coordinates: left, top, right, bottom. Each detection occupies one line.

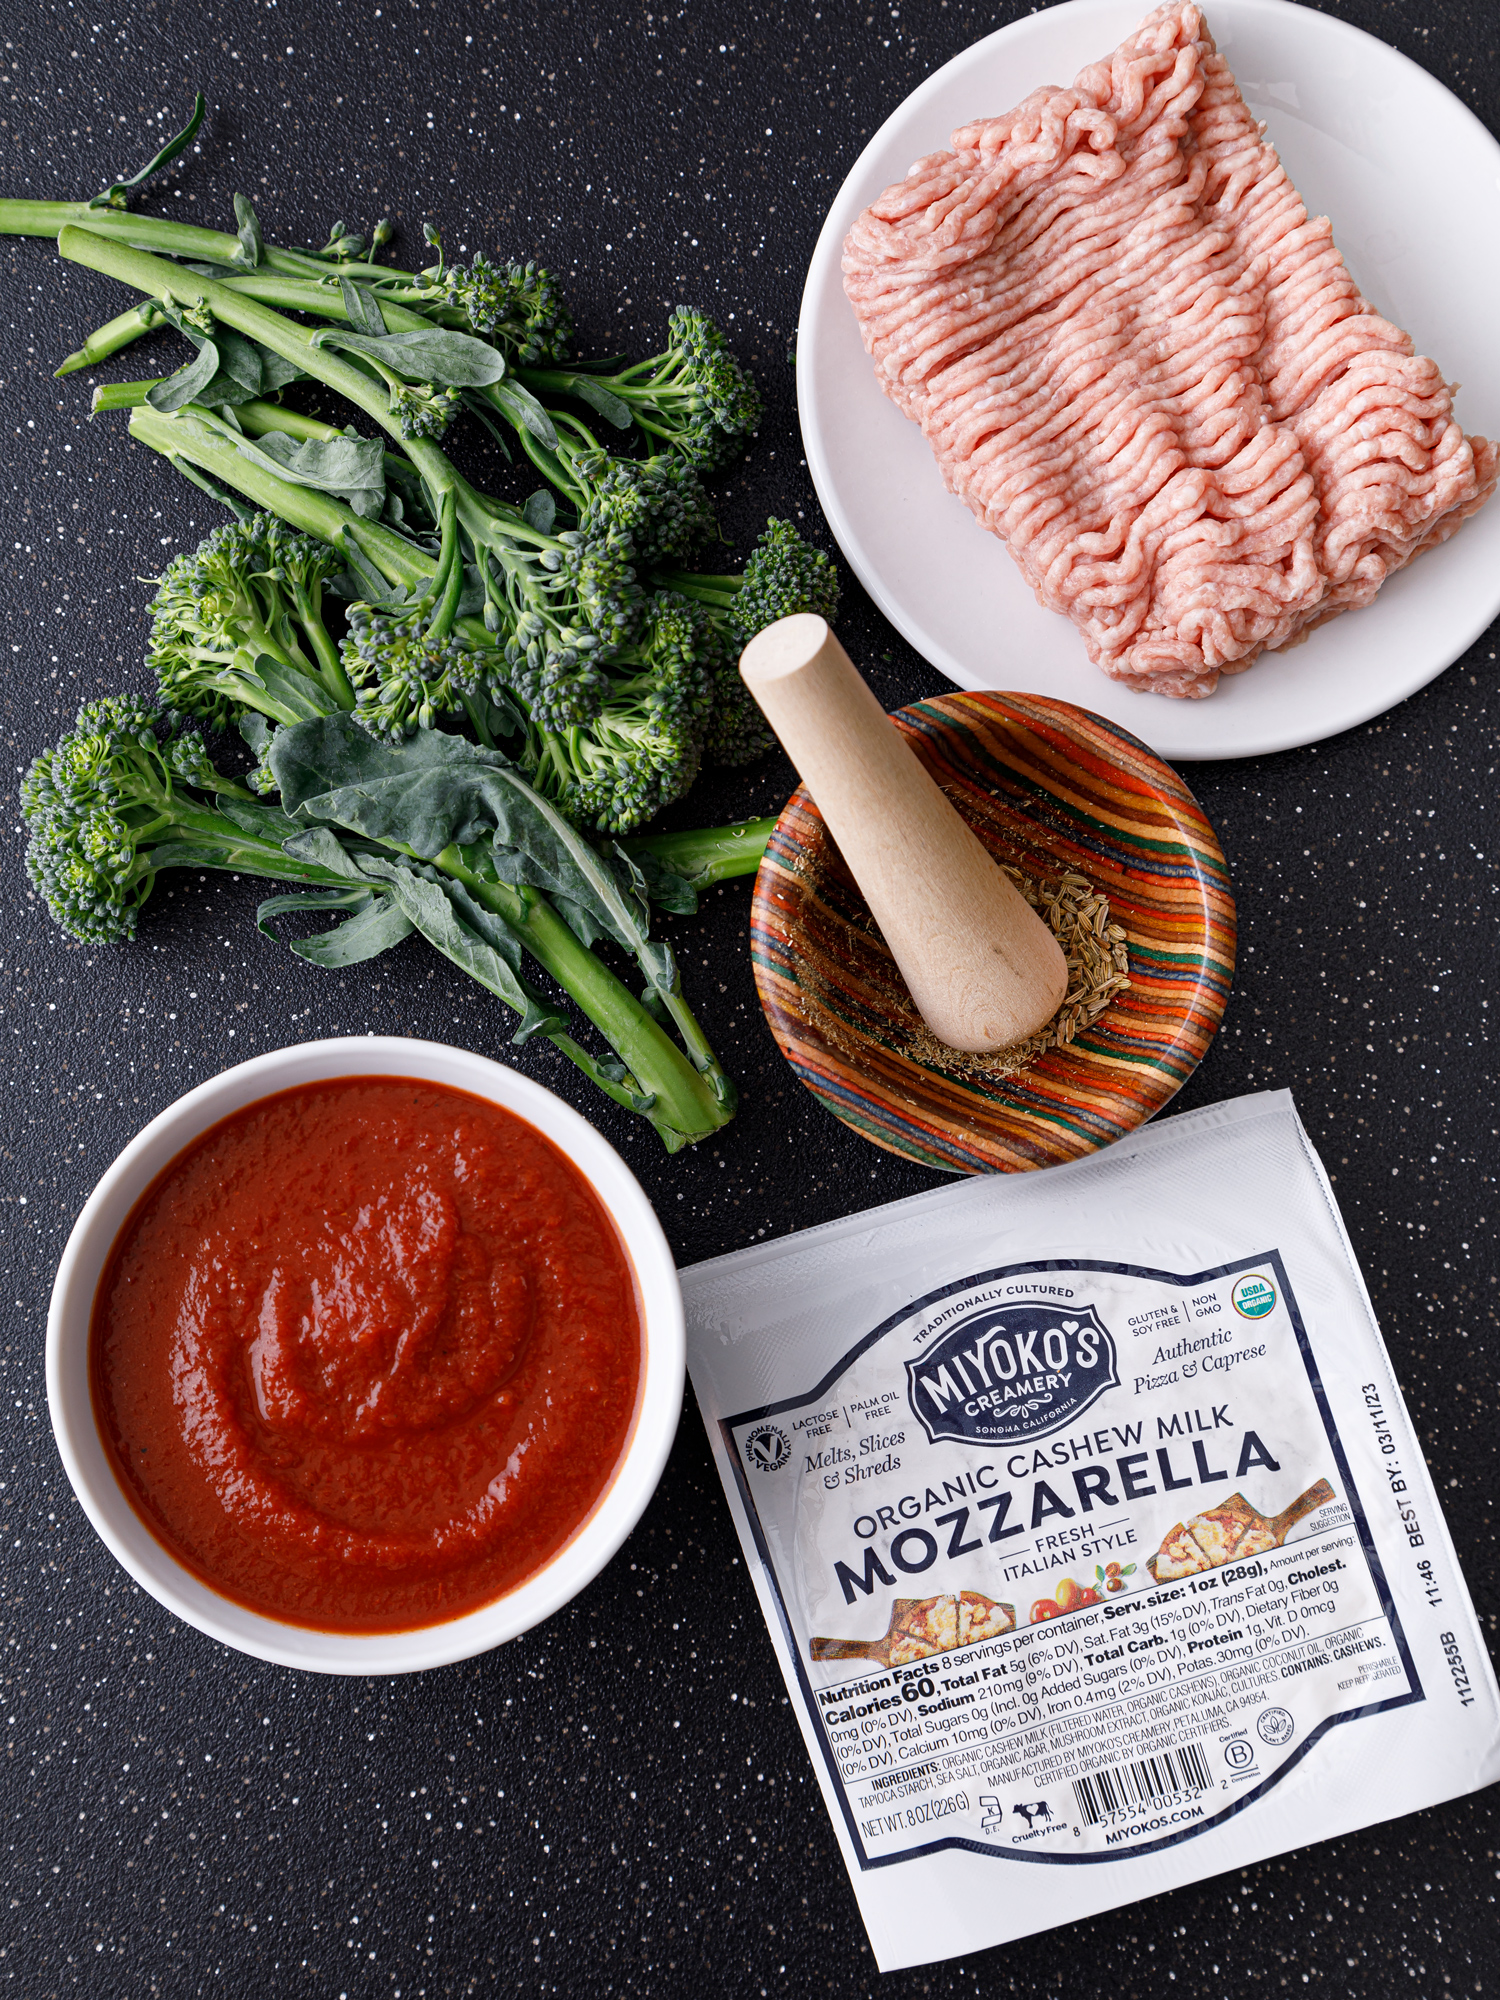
left=905, top=1300, right=1119, bottom=1447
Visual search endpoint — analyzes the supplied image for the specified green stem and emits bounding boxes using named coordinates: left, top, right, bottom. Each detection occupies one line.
left=425, top=496, right=464, bottom=641
left=126, top=403, right=435, bottom=591
left=232, top=400, right=346, bottom=442
left=432, top=846, right=731, bottom=1143
left=58, top=227, right=463, bottom=508
left=657, top=985, right=736, bottom=1113
left=59, top=224, right=390, bottom=420
left=0, top=196, right=436, bottom=283
left=149, top=818, right=354, bottom=885
left=57, top=298, right=165, bottom=376
left=89, top=378, right=159, bottom=413
left=0, top=198, right=420, bottom=285
left=57, top=269, right=417, bottom=374
left=301, top=597, right=356, bottom=708
left=622, top=817, right=775, bottom=887
left=653, top=572, right=740, bottom=610
left=95, top=383, right=416, bottom=515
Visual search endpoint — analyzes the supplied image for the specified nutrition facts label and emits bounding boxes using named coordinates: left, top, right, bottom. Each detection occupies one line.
left=826, top=1521, right=1409, bottom=1860
left=725, top=1252, right=1422, bottom=1866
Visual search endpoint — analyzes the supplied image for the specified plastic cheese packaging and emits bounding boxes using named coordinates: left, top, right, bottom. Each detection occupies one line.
left=681, top=1092, right=1500, bottom=1972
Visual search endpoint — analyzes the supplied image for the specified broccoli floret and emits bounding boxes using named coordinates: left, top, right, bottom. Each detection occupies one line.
left=342, top=602, right=474, bottom=739
left=725, top=516, right=841, bottom=645
left=521, top=306, right=762, bottom=472
left=700, top=665, right=774, bottom=768
left=560, top=531, right=644, bottom=647
left=429, top=252, right=573, bottom=366
left=145, top=515, right=355, bottom=728
left=482, top=526, right=638, bottom=734
left=516, top=592, right=718, bottom=832
left=574, top=452, right=717, bottom=567
left=388, top=379, right=462, bottom=441
left=21, top=696, right=268, bottom=943
left=653, top=518, right=840, bottom=763
left=337, top=499, right=641, bottom=743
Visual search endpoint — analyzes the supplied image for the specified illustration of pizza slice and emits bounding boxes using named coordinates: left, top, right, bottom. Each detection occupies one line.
left=1148, top=1480, right=1336, bottom=1582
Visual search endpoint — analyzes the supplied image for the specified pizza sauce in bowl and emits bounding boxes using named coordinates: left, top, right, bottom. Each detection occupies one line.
left=89, top=1075, right=642, bottom=1634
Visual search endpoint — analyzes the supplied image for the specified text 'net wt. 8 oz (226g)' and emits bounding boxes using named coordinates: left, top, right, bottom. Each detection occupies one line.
left=681, top=1091, right=1499, bottom=1972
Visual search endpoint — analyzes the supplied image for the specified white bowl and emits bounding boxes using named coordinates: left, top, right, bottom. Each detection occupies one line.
left=46, top=1037, right=684, bottom=1676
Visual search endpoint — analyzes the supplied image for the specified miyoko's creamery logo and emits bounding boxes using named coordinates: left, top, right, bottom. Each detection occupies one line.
left=904, top=1301, right=1118, bottom=1446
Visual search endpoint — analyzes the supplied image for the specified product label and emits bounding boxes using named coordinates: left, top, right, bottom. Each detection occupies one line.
left=723, top=1252, right=1420, bottom=1868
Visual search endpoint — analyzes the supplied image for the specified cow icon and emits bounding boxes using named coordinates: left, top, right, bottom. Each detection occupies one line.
left=1013, top=1800, right=1053, bottom=1829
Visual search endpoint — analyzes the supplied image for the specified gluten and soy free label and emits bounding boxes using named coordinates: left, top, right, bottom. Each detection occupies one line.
left=725, top=1254, right=1420, bottom=1868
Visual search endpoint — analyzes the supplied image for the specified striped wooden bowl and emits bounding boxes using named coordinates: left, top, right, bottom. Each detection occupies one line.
left=749, top=692, right=1235, bottom=1174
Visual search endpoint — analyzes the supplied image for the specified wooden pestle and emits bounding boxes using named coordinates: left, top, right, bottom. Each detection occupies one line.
left=739, top=615, right=1069, bottom=1052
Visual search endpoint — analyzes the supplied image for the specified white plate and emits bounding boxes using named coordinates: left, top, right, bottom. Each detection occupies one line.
left=797, top=0, right=1500, bottom=760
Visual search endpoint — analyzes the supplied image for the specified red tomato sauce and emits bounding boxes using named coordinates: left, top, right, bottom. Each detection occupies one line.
left=90, top=1077, right=642, bottom=1632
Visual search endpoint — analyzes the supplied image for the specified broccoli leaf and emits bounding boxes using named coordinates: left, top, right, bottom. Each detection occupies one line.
left=270, top=715, right=675, bottom=989
left=226, top=428, right=387, bottom=520
left=485, top=376, right=558, bottom=447
left=522, top=487, right=556, bottom=534
left=143, top=303, right=300, bottom=409
left=353, top=854, right=568, bottom=1045
left=256, top=346, right=307, bottom=393
left=312, top=326, right=508, bottom=388
left=256, top=885, right=416, bottom=965
left=242, top=652, right=343, bottom=721
left=236, top=710, right=273, bottom=756
left=279, top=824, right=381, bottom=881
left=339, top=278, right=389, bottom=337
left=330, top=537, right=406, bottom=602
left=213, top=795, right=306, bottom=843
left=90, top=93, right=207, bottom=210
left=145, top=338, right=223, bottom=412
left=621, top=842, right=699, bottom=915
left=233, top=193, right=265, bottom=269
left=212, top=326, right=265, bottom=395
left=544, top=370, right=632, bottom=430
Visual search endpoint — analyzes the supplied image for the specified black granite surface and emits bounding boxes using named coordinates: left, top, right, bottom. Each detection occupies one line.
left=1, top=0, right=1497, bottom=1992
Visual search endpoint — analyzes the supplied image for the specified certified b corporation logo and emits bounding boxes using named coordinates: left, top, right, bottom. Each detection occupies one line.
left=743, top=1424, right=791, bottom=1472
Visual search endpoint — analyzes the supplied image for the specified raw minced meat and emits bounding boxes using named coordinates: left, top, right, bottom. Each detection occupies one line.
left=842, top=0, right=1497, bottom=697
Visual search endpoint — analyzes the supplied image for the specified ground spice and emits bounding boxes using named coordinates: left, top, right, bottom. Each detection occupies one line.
left=785, top=837, right=1130, bottom=1088
left=898, top=866, right=1130, bottom=1083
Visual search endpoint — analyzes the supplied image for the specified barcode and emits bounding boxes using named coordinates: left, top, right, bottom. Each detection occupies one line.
left=1071, top=1739, right=1211, bottom=1827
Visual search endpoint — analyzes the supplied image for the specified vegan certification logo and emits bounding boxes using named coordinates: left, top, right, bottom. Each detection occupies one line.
left=743, top=1424, right=791, bottom=1472
left=1257, top=1706, right=1295, bottom=1747
left=904, top=1300, right=1118, bottom=1446
left=1232, top=1274, right=1277, bottom=1320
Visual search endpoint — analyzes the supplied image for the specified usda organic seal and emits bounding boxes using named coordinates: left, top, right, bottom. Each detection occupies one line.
left=1232, top=1273, right=1277, bottom=1319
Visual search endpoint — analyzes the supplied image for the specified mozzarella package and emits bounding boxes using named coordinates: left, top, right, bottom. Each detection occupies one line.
left=681, top=1092, right=1499, bottom=1972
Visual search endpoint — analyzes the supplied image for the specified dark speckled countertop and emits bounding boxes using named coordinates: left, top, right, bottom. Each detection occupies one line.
left=1, top=0, right=1496, bottom=1993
